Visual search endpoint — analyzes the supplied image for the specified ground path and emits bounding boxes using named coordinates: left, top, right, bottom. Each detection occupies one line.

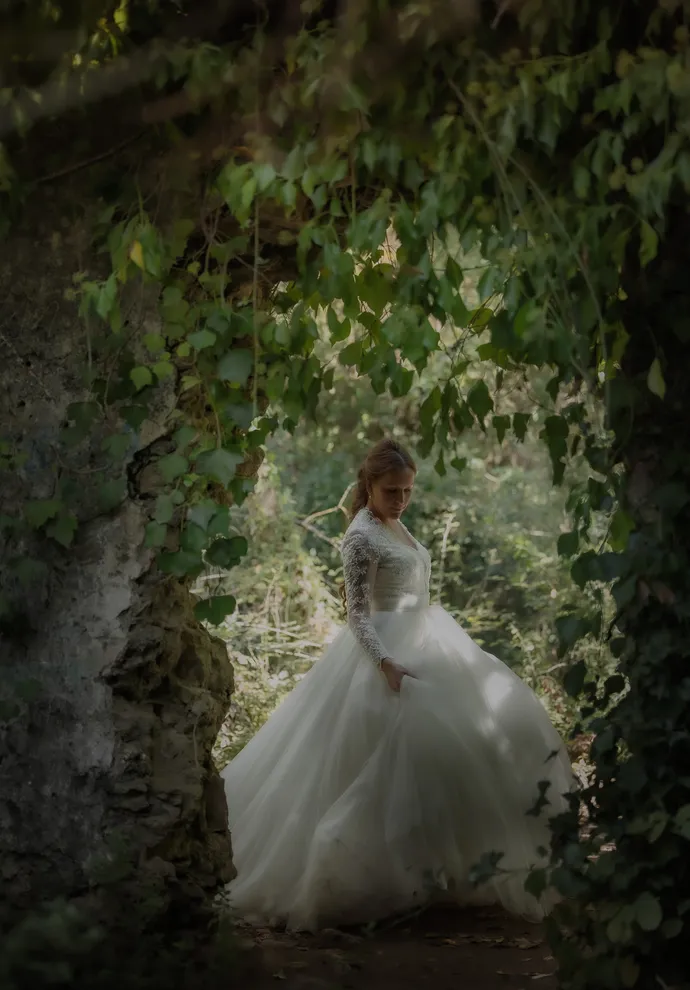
left=239, top=904, right=557, bottom=990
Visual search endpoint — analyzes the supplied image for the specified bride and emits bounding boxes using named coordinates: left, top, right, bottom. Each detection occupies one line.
left=221, top=438, right=574, bottom=931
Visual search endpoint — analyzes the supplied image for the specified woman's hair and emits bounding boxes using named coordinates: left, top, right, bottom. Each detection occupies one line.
left=350, top=438, right=417, bottom=518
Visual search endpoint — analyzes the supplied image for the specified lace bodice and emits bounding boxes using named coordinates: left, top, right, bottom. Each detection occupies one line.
left=340, top=507, right=432, bottom=667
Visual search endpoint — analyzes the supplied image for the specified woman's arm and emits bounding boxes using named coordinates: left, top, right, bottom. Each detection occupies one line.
left=341, top=530, right=389, bottom=667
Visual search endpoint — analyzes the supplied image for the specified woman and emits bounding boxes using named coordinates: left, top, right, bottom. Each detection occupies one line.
left=221, top=438, right=574, bottom=931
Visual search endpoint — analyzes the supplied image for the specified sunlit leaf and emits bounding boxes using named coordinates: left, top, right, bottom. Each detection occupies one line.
left=130, top=366, right=153, bottom=391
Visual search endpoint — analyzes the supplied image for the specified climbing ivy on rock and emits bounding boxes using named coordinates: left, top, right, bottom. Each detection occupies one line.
left=2, top=0, right=690, bottom=987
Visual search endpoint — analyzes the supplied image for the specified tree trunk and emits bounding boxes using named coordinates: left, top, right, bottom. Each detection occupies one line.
left=0, top=198, right=235, bottom=918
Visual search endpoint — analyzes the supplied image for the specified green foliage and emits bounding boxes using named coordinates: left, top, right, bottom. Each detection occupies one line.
left=0, top=897, right=248, bottom=990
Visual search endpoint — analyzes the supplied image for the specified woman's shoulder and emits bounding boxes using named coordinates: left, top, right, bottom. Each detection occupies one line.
left=342, top=508, right=383, bottom=553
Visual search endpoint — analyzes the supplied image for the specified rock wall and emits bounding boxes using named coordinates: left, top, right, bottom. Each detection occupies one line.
left=0, top=197, right=235, bottom=915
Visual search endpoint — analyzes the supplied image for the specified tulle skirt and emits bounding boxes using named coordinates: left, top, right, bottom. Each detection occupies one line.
left=220, top=605, right=574, bottom=931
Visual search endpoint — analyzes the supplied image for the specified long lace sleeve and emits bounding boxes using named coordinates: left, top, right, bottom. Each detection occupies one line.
left=341, top=530, right=388, bottom=668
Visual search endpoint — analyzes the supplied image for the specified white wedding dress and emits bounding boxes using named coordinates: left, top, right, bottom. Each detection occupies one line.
left=221, top=507, right=574, bottom=931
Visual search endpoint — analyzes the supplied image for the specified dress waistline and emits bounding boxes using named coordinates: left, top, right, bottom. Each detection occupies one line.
left=371, top=599, right=430, bottom=614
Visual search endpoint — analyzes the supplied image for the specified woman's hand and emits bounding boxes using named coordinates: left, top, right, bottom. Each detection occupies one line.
left=381, top=658, right=415, bottom=693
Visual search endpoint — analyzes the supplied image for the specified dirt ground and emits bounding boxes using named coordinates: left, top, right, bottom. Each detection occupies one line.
left=239, top=904, right=557, bottom=990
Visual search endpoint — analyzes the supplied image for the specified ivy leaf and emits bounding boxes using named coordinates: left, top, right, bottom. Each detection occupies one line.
left=194, top=595, right=236, bottom=625
left=66, top=400, right=100, bottom=431
left=469, top=306, right=493, bottom=329
left=143, top=333, right=166, bottom=353
left=541, top=415, right=569, bottom=483
left=24, top=499, right=62, bottom=529
left=513, top=412, right=531, bottom=442
left=524, top=868, right=548, bottom=899
left=562, top=658, right=587, bottom=696
left=419, top=386, right=442, bottom=434
left=646, top=358, right=666, bottom=399
left=224, top=402, right=255, bottom=430
left=596, top=551, right=628, bottom=582
left=639, top=221, right=659, bottom=267
left=130, top=366, right=153, bottom=391
left=144, top=521, right=167, bottom=548
left=195, top=448, right=243, bottom=487
left=46, top=512, right=78, bottom=548
left=339, top=341, right=362, bottom=366
left=241, top=176, right=257, bottom=212
left=158, top=453, right=188, bottom=483
left=154, top=494, right=176, bottom=524
left=571, top=550, right=598, bottom=589
left=188, top=329, right=217, bottom=351
left=635, top=892, right=663, bottom=932
left=174, top=426, right=197, bottom=449
left=254, top=163, right=277, bottom=191
left=187, top=501, right=217, bottom=531
left=391, top=366, right=414, bottom=397
left=612, top=575, right=637, bottom=609
left=218, top=349, right=253, bottom=385
left=205, top=536, right=248, bottom=568
left=153, top=360, right=175, bottom=381
left=445, top=255, right=463, bottom=287
left=129, top=240, right=145, bottom=270
left=208, top=506, right=231, bottom=537
left=121, top=405, right=147, bottom=430
left=102, top=433, right=132, bottom=462
left=98, top=477, right=127, bottom=511
left=181, top=523, right=207, bottom=553
left=545, top=374, right=561, bottom=402
left=604, top=673, right=627, bottom=698
left=492, top=414, right=511, bottom=443
left=557, top=612, right=593, bottom=656
left=451, top=457, right=467, bottom=474
left=96, top=273, right=117, bottom=320
left=157, top=550, right=204, bottom=578
left=327, top=308, right=350, bottom=343
left=609, top=508, right=634, bottom=551
left=557, top=531, right=579, bottom=557
left=467, top=380, right=493, bottom=425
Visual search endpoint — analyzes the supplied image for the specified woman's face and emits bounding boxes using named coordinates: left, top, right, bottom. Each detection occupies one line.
left=368, top=468, right=416, bottom=521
